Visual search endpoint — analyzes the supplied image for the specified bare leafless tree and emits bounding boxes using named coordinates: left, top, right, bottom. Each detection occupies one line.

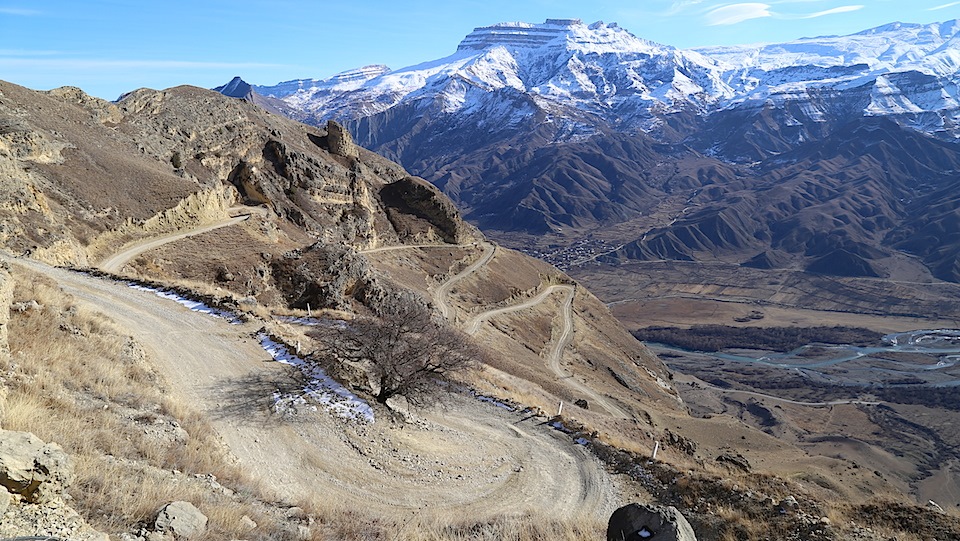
left=310, top=292, right=481, bottom=407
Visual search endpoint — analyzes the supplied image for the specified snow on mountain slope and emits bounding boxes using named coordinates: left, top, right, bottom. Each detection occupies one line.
left=243, top=18, right=960, bottom=141
left=259, top=19, right=733, bottom=132
left=695, top=19, right=960, bottom=125
left=253, top=65, right=391, bottom=108
left=696, top=20, right=960, bottom=76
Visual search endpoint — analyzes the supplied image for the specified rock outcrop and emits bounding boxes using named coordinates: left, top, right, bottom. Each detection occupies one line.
left=272, top=243, right=387, bottom=311
left=0, top=429, right=107, bottom=541
left=154, top=501, right=208, bottom=539
left=379, top=176, right=472, bottom=244
left=607, top=503, right=698, bottom=541
left=0, top=430, right=72, bottom=504
left=326, top=120, right=359, bottom=159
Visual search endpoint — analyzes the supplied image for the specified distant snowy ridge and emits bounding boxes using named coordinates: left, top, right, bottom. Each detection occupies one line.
left=236, top=17, right=960, bottom=140
left=247, top=19, right=734, bottom=133
left=695, top=19, right=960, bottom=128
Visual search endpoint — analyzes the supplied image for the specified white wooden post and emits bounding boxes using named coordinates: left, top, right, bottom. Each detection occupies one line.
left=296, top=340, right=301, bottom=354
left=652, top=441, right=660, bottom=460
left=307, top=303, right=312, bottom=317
left=557, top=401, right=563, bottom=416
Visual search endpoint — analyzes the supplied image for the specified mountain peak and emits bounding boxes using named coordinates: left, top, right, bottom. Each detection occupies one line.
left=214, top=76, right=253, bottom=98
left=456, top=18, right=660, bottom=53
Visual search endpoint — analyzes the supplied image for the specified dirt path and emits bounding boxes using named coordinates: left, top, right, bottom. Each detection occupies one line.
left=428, top=245, right=630, bottom=419
left=545, top=288, right=631, bottom=419
left=359, top=242, right=477, bottom=255
left=98, top=213, right=251, bottom=273
left=5, top=255, right=618, bottom=521
left=463, top=285, right=571, bottom=335
left=462, top=283, right=629, bottom=419
left=431, top=242, right=496, bottom=320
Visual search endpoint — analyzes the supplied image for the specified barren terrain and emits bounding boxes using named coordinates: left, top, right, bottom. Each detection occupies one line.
left=568, top=257, right=960, bottom=512
left=5, top=254, right=622, bottom=523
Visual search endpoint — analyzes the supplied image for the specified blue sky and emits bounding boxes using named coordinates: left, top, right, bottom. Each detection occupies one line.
left=2, top=0, right=958, bottom=100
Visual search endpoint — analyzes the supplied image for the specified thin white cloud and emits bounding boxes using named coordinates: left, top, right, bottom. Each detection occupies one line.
left=704, top=1, right=865, bottom=25
left=706, top=3, right=773, bottom=26
left=796, top=5, right=864, bottom=18
left=660, top=1, right=708, bottom=16
left=0, top=49, right=63, bottom=56
left=929, top=1, right=960, bottom=9
left=0, top=7, right=40, bottom=15
left=0, top=58, right=289, bottom=70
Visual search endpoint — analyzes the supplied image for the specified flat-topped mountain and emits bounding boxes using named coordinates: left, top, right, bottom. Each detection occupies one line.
left=226, top=17, right=960, bottom=285
left=251, top=17, right=960, bottom=140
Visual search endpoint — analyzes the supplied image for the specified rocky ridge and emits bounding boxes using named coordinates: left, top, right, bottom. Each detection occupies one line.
left=231, top=17, right=960, bottom=285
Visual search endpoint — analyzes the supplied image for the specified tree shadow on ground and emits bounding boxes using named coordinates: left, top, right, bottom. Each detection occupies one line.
left=207, top=365, right=313, bottom=427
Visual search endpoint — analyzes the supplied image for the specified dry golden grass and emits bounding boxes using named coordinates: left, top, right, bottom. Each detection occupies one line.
left=1, top=269, right=285, bottom=539
left=393, top=514, right=604, bottom=541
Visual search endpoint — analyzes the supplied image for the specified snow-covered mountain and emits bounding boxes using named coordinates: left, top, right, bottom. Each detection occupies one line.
left=251, top=19, right=737, bottom=136
left=220, top=18, right=960, bottom=284
left=696, top=20, right=960, bottom=140
left=247, top=18, right=960, bottom=141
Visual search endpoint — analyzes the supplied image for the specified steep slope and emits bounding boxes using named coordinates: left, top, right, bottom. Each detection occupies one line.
left=0, top=77, right=685, bottom=422
left=608, top=118, right=960, bottom=281
left=230, top=17, right=960, bottom=285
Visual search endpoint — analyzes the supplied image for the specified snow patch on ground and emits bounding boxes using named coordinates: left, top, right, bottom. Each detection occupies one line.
left=472, top=392, right=516, bottom=411
left=259, top=334, right=375, bottom=423
left=128, top=284, right=242, bottom=324
left=125, top=283, right=373, bottom=422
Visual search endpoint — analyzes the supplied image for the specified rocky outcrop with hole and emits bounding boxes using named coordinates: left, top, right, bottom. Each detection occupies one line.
left=607, top=503, right=698, bottom=541
left=0, top=429, right=107, bottom=540
left=0, top=430, right=72, bottom=504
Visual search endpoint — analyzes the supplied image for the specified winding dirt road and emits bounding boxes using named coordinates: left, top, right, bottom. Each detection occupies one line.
left=359, top=242, right=477, bottom=255
left=463, top=284, right=572, bottom=336
left=458, top=281, right=629, bottom=418
left=5, top=234, right=619, bottom=520
left=98, top=212, right=252, bottom=273
left=431, top=242, right=496, bottom=320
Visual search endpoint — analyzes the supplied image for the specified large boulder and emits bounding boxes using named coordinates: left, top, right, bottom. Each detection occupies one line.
left=154, top=501, right=208, bottom=539
left=607, top=503, right=698, bottom=541
left=0, top=429, right=73, bottom=504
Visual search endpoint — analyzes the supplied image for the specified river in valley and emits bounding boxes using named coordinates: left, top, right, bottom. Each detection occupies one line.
left=652, top=329, right=960, bottom=388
